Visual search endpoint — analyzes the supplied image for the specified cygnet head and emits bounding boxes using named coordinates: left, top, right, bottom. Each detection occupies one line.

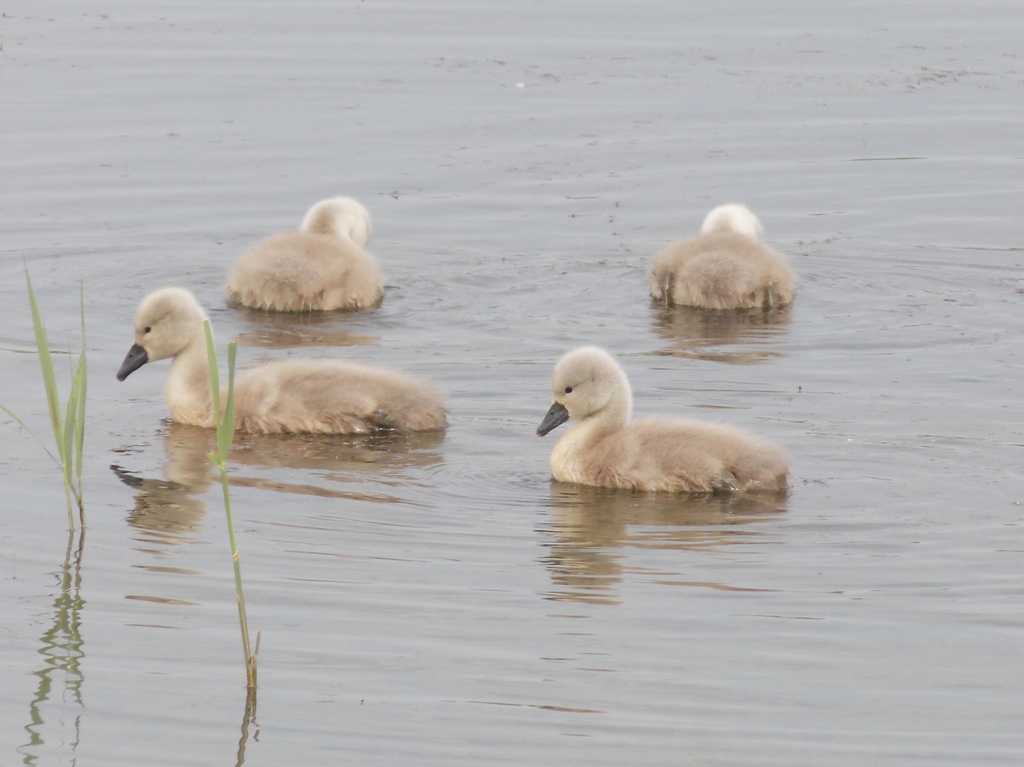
left=299, top=196, right=373, bottom=246
left=117, top=287, right=208, bottom=381
left=537, top=346, right=633, bottom=436
left=700, top=203, right=764, bottom=240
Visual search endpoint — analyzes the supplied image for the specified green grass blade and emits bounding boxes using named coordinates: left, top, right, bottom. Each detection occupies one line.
left=203, top=321, right=221, bottom=437
left=62, top=369, right=79, bottom=486
left=25, top=266, right=66, bottom=466
left=219, top=341, right=238, bottom=458
left=75, top=283, right=87, bottom=490
left=203, top=326, right=256, bottom=688
left=14, top=266, right=89, bottom=526
left=65, top=350, right=87, bottom=511
left=74, top=351, right=86, bottom=489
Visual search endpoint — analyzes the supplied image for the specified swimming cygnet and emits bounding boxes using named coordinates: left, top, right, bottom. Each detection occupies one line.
left=536, top=346, right=788, bottom=494
left=226, top=196, right=383, bottom=312
left=117, top=287, right=446, bottom=434
left=649, top=203, right=795, bottom=310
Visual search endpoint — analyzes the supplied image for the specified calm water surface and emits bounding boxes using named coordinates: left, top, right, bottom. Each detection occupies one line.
left=2, top=2, right=1023, bottom=765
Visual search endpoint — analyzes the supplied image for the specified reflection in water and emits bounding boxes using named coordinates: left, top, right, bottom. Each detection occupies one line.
left=109, top=421, right=445, bottom=764
left=235, top=686, right=259, bottom=767
left=228, top=428, right=445, bottom=503
left=19, top=528, right=86, bottom=765
left=230, top=427, right=444, bottom=474
left=112, top=423, right=446, bottom=550
left=232, top=307, right=379, bottom=350
left=650, top=303, right=791, bottom=364
left=112, top=425, right=217, bottom=551
left=541, top=484, right=787, bottom=605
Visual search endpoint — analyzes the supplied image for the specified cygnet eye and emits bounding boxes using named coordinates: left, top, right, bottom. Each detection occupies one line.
left=564, top=386, right=573, bottom=394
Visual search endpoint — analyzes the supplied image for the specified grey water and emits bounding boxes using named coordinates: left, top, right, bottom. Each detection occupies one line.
left=2, top=1, right=1023, bottom=765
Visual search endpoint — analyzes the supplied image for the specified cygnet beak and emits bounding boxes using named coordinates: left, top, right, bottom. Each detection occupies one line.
left=117, top=343, right=149, bottom=381
left=537, top=401, right=569, bottom=436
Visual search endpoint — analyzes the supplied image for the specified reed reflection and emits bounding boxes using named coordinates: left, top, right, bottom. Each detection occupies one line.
left=542, top=484, right=787, bottom=605
left=19, top=528, right=86, bottom=766
left=113, top=422, right=446, bottom=549
left=232, top=307, right=378, bottom=350
left=650, top=303, right=791, bottom=364
left=235, top=685, right=259, bottom=767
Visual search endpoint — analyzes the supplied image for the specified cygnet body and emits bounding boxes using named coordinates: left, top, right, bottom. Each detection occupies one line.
left=117, top=287, right=446, bottom=434
left=649, top=203, right=795, bottom=310
left=226, top=196, right=383, bottom=312
left=536, top=346, right=788, bottom=494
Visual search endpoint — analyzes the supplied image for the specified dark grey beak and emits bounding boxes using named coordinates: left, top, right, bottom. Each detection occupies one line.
left=537, top=401, right=569, bottom=436
left=117, top=343, right=149, bottom=381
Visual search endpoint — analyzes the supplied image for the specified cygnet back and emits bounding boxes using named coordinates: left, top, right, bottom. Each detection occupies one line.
left=226, top=196, right=383, bottom=312
left=650, top=203, right=795, bottom=310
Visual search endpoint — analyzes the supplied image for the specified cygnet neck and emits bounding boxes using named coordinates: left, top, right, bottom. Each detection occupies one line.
left=165, top=333, right=215, bottom=428
left=574, top=385, right=632, bottom=439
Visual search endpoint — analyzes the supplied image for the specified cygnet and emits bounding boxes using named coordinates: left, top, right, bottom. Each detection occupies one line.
left=117, top=287, right=445, bottom=434
left=537, top=346, right=788, bottom=493
left=649, top=203, right=795, bottom=310
left=226, top=196, right=383, bottom=312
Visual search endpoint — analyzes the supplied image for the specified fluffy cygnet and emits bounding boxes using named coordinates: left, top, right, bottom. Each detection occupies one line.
left=226, top=196, right=383, bottom=312
left=649, top=203, right=795, bottom=310
left=536, top=346, right=788, bottom=494
left=117, top=287, right=446, bottom=434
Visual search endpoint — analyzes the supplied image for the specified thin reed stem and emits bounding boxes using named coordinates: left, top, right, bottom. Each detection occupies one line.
left=203, top=322, right=258, bottom=691
left=219, top=462, right=257, bottom=687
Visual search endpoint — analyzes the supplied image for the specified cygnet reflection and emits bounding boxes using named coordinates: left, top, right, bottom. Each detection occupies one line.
left=112, top=423, right=218, bottom=549
left=227, top=428, right=444, bottom=501
left=232, top=306, right=380, bottom=350
left=542, top=483, right=788, bottom=605
left=113, top=422, right=446, bottom=549
left=650, top=303, right=792, bottom=365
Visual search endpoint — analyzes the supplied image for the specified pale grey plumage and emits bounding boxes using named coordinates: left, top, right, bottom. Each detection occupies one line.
left=118, top=287, right=446, bottom=434
left=226, top=196, right=383, bottom=312
left=649, top=203, right=795, bottom=310
left=537, top=346, right=788, bottom=494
